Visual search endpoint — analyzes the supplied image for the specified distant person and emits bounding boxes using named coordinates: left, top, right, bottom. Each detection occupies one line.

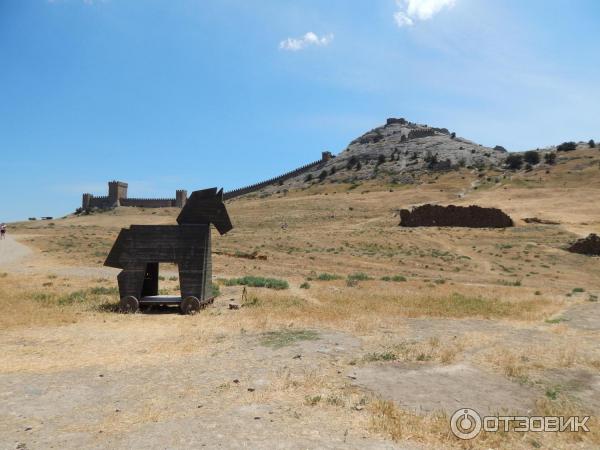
left=0, top=223, right=5, bottom=240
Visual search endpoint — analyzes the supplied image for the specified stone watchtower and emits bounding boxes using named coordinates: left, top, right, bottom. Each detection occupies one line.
left=108, top=181, right=128, bottom=207
left=321, top=151, right=333, bottom=162
left=175, top=190, right=188, bottom=208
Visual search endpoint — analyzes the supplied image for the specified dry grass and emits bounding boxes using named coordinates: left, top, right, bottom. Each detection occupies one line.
left=2, top=148, right=599, bottom=448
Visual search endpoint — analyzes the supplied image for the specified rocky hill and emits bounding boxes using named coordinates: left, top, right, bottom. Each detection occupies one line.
left=240, top=118, right=507, bottom=196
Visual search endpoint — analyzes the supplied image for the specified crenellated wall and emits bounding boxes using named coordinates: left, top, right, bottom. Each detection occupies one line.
left=224, top=153, right=334, bottom=201
left=82, top=182, right=187, bottom=210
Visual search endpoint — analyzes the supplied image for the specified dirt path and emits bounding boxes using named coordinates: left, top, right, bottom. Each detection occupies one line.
left=0, top=235, right=32, bottom=268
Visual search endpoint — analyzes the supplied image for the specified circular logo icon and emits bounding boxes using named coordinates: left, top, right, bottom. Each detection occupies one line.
left=450, top=408, right=482, bottom=440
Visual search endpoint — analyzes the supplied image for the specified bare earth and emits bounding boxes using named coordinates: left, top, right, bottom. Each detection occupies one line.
left=1, top=148, right=599, bottom=449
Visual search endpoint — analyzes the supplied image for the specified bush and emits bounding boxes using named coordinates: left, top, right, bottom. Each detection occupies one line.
left=424, top=152, right=438, bottom=169
left=318, top=170, right=328, bottom=181
left=544, top=152, right=557, bottom=165
left=355, top=161, right=362, bottom=171
left=381, top=275, right=407, bottom=282
left=223, top=276, right=289, bottom=290
left=299, top=282, right=310, bottom=289
left=450, top=132, right=456, bottom=139
left=523, top=150, right=540, bottom=165
left=377, top=154, right=386, bottom=166
left=557, top=141, right=577, bottom=152
left=316, top=273, right=342, bottom=281
left=589, top=139, right=596, bottom=148
left=347, top=272, right=371, bottom=281
left=330, top=166, right=337, bottom=175
left=304, top=174, right=313, bottom=182
left=505, top=154, right=523, bottom=170
left=347, top=156, right=358, bottom=169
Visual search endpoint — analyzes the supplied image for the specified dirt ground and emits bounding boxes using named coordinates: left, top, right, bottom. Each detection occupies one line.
left=1, top=149, right=599, bottom=449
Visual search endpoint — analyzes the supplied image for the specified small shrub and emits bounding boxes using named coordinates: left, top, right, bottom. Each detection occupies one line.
left=544, top=152, right=557, bottom=165
left=347, top=156, right=358, bottom=169
left=305, top=395, right=322, bottom=406
left=557, top=141, right=577, bottom=152
left=304, top=174, right=313, bottom=182
left=347, top=272, right=371, bottom=281
left=450, top=132, right=456, bottom=139
left=318, top=170, right=328, bottom=181
left=572, top=287, right=585, bottom=293
left=377, top=154, right=386, bottom=166
left=300, top=282, right=310, bottom=289
left=588, top=139, right=595, bottom=148
left=317, top=273, right=342, bottom=281
left=223, top=276, right=289, bottom=290
left=381, top=275, right=407, bottom=282
left=505, top=154, right=523, bottom=170
left=364, top=351, right=397, bottom=362
left=523, top=150, right=540, bottom=165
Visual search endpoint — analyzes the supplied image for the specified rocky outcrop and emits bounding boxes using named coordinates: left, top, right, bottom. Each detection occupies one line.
left=399, top=204, right=514, bottom=228
left=567, top=234, right=600, bottom=256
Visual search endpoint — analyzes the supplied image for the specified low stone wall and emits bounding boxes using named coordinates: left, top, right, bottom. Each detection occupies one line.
left=567, top=234, right=600, bottom=255
left=399, top=204, right=514, bottom=228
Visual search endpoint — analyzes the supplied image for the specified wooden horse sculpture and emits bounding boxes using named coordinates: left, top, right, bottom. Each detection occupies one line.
left=105, top=188, right=233, bottom=314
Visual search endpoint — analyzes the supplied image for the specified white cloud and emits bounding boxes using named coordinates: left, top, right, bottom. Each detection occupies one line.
left=394, top=0, right=456, bottom=27
left=279, top=32, right=334, bottom=51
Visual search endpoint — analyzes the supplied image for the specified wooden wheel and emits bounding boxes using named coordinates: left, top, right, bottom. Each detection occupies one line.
left=120, top=296, right=139, bottom=313
left=180, top=296, right=201, bottom=315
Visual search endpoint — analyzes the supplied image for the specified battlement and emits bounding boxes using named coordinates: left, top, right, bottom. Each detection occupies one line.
left=223, top=152, right=335, bottom=201
left=82, top=181, right=186, bottom=210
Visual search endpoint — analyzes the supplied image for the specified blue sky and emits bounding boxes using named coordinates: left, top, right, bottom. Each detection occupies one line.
left=1, top=0, right=599, bottom=222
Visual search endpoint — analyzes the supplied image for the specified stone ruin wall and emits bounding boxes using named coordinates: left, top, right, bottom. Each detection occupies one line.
left=399, top=204, right=514, bottom=228
left=567, top=234, right=600, bottom=256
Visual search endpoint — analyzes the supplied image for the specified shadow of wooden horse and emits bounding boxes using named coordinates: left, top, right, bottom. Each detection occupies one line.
left=104, top=187, right=233, bottom=314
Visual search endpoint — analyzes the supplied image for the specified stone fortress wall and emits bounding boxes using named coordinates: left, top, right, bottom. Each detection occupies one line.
left=82, top=181, right=188, bottom=210
left=222, top=151, right=334, bottom=200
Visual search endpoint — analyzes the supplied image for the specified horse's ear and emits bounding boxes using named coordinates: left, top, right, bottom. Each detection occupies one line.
left=217, top=188, right=223, bottom=200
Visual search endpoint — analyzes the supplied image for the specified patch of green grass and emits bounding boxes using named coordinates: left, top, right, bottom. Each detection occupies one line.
left=211, top=283, right=221, bottom=298
left=223, top=276, right=289, bottom=290
left=260, top=329, right=319, bottom=349
left=316, top=273, right=342, bottom=281
left=497, top=279, right=522, bottom=287
left=169, top=276, right=178, bottom=281
left=589, top=294, right=598, bottom=302
left=572, top=287, right=585, bottom=293
left=545, top=387, right=560, bottom=400
left=381, top=275, right=407, bottom=282
left=347, top=272, right=371, bottom=282
left=300, top=282, right=310, bottom=289
left=89, top=286, right=119, bottom=295
left=364, top=351, right=397, bottom=362
left=305, top=395, right=322, bottom=406
left=545, top=317, right=568, bottom=324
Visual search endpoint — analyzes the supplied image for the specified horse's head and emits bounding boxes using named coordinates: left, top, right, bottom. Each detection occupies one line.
left=176, top=188, right=233, bottom=235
